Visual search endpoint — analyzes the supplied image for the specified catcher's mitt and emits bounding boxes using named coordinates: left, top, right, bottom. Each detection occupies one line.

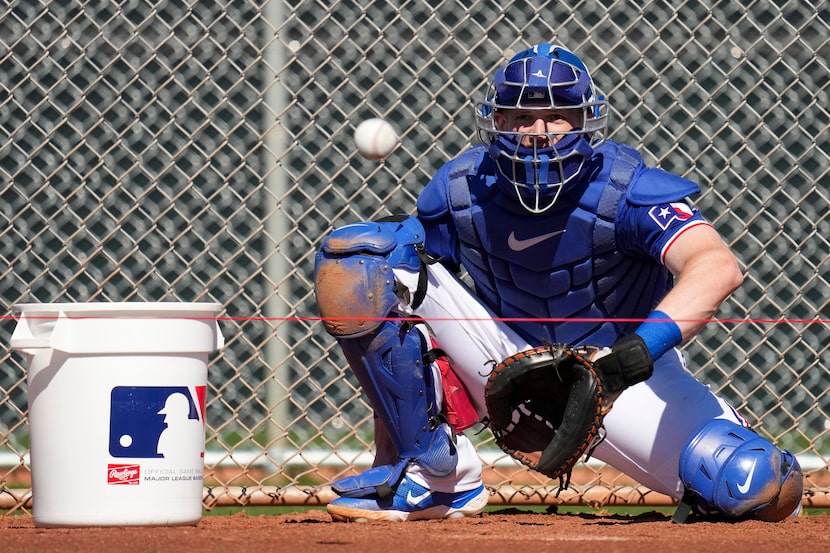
left=484, top=344, right=607, bottom=486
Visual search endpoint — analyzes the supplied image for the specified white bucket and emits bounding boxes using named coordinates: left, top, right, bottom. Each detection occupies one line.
left=9, top=302, right=224, bottom=528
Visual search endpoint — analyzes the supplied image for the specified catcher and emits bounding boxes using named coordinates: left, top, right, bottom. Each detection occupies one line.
left=313, top=44, right=803, bottom=523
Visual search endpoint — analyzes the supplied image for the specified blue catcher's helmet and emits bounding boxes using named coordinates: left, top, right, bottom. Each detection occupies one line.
left=474, top=44, right=608, bottom=213
left=679, top=419, right=803, bottom=521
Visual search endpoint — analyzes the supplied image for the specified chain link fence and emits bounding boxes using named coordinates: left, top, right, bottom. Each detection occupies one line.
left=1, top=0, right=829, bottom=512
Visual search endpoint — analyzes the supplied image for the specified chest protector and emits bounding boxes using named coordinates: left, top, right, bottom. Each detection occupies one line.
left=447, top=144, right=672, bottom=347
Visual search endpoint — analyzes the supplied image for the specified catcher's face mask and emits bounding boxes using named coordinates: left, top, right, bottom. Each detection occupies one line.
left=474, top=44, right=608, bottom=214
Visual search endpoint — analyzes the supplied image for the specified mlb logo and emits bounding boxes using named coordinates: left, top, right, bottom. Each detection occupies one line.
left=109, top=386, right=205, bottom=459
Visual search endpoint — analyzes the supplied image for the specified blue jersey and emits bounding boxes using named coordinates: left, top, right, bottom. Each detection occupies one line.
left=416, top=140, right=708, bottom=347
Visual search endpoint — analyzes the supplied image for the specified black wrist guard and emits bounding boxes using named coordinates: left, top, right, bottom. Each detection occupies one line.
left=593, top=334, right=654, bottom=395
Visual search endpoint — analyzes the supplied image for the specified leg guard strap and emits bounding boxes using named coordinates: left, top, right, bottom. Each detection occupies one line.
left=331, top=458, right=409, bottom=499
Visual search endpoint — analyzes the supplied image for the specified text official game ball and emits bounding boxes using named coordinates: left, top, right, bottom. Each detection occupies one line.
left=353, top=118, right=398, bottom=160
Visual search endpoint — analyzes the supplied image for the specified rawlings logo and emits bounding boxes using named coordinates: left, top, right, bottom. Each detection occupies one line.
left=107, top=464, right=141, bottom=485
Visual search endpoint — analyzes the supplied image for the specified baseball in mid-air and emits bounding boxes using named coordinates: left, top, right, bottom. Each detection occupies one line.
left=353, top=118, right=398, bottom=161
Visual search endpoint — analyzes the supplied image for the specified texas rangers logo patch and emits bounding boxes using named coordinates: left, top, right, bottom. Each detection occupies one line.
left=648, top=202, right=694, bottom=230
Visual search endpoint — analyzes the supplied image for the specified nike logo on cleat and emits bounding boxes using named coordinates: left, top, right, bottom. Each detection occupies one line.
left=406, top=489, right=431, bottom=506
left=507, top=230, right=565, bottom=251
left=736, top=459, right=757, bottom=494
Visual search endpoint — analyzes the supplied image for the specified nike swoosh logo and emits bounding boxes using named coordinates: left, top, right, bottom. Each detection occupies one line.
left=406, top=489, right=431, bottom=506
left=736, top=459, right=757, bottom=494
left=507, top=229, right=565, bottom=251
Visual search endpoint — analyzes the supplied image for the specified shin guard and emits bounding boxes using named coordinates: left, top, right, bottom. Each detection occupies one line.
left=337, top=320, right=457, bottom=476
left=314, top=215, right=457, bottom=498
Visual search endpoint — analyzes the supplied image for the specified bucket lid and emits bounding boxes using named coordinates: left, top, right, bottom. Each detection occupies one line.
left=13, top=302, right=223, bottom=317
left=11, top=302, right=225, bottom=354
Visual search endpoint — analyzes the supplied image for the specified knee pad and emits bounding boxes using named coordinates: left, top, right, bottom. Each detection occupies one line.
left=314, top=215, right=429, bottom=338
left=678, top=419, right=803, bottom=521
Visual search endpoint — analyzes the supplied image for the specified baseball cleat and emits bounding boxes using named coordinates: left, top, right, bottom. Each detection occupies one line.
left=327, top=476, right=489, bottom=522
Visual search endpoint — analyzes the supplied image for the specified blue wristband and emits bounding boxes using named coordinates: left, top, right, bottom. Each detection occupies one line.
left=634, top=310, right=682, bottom=360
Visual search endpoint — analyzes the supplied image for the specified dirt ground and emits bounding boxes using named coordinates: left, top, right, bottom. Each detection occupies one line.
left=1, top=508, right=829, bottom=553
